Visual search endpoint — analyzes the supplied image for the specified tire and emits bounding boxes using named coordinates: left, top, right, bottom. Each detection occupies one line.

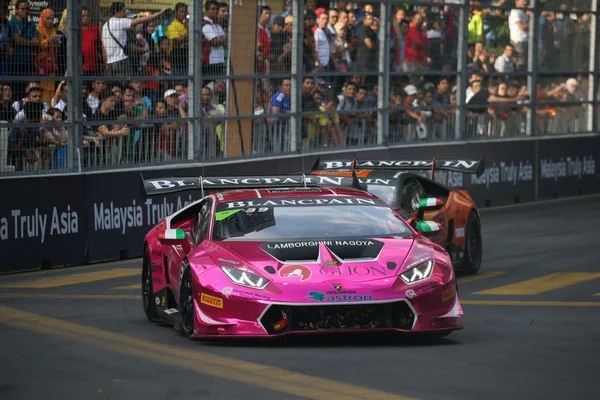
left=179, top=264, right=196, bottom=339
left=463, top=210, right=482, bottom=274
left=142, top=248, right=158, bottom=321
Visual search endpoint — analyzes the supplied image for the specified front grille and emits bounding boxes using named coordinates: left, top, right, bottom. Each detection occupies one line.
left=260, top=301, right=415, bottom=335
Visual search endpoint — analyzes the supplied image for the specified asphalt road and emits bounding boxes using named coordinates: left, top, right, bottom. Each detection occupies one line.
left=1, top=195, right=599, bottom=400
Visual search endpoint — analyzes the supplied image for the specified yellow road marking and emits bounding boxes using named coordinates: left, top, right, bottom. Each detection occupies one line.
left=0, top=268, right=140, bottom=289
left=457, top=271, right=505, bottom=284
left=0, top=258, right=142, bottom=277
left=0, top=306, right=415, bottom=400
left=0, top=293, right=138, bottom=300
left=462, top=300, right=600, bottom=307
left=474, top=273, right=600, bottom=295
left=112, top=284, right=140, bottom=290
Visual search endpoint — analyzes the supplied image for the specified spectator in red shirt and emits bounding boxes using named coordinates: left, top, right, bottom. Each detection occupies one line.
left=256, top=6, right=271, bottom=75
left=403, top=14, right=430, bottom=85
left=81, top=7, right=102, bottom=76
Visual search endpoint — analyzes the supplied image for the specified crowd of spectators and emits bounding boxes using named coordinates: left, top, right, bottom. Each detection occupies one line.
left=0, top=0, right=593, bottom=172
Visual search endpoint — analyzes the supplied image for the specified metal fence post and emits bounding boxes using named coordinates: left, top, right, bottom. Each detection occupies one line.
left=527, top=0, right=539, bottom=137
left=190, top=0, right=202, bottom=161
left=290, top=0, right=304, bottom=153
left=66, top=0, right=83, bottom=172
left=377, top=0, right=391, bottom=146
left=454, top=0, right=469, bottom=140
left=589, top=0, right=599, bottom=133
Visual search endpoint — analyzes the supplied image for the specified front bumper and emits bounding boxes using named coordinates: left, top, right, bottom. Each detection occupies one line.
left=191, top=283, right=463, bottom=338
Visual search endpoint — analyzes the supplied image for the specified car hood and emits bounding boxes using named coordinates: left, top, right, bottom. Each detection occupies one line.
left=203, top=237, right=436, bottom=284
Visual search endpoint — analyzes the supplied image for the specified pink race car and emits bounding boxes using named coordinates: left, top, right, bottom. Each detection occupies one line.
left=141, top=174, right=463, bottom=339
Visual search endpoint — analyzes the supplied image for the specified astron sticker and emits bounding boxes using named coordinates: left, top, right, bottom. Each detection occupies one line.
left=279, top=265, right=312, bottom=281
left=201, top=293, right=223, bottom=309
left=455, top=228, right=465, bottom=238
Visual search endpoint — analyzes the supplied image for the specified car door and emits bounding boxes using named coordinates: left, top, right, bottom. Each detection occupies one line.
left=168, top=198, right=213, bottom=300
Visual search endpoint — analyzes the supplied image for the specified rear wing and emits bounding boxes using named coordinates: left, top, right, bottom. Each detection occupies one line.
left=312, top=157, right=486, bottom=179
left=141, top=174, right=364, bottom=197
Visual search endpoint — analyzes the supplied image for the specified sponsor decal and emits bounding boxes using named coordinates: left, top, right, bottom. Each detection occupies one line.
left=151, top=249, right=162, bottom=257
left=322, top=159, right=480, bottom=170
left=219, top=197, right=382, bottom=210
left=261, top=239, right=384, bottom=264
left=155, top=296, right=160, bottom=305
left=200, top=293, right=224, bottom=309
left=442, top=286, right=456, bottom=302
left=230, top=288, right=270, bottom=301
left=405, top=289, right=417, bottom=299
left=153, top=277, right=165, bottom=284
left=333, top=284, right=343, bottom=291
left=414, top=281, right=439, bottom=294
left=455, top=228, right=465, bottom=238
left=404, top=257, right=430, bottom=270
left=540, top=156, right=596, bottom=181
left=319, top=265, right=387, bottom=277
left=279, top=265, right=312, bottom=281
left=215, top=209, right=243, bottom=221
left=267, top=188, right=323, bottom=193
left=161, top=296, right=166, bottom=307
left=307, top=291, right=374, bottom=302
left=265, top=240, right=377, bottom=250
left=217, top=258, right=239, bottom=265
left=221, top=287, right=233, bottom=297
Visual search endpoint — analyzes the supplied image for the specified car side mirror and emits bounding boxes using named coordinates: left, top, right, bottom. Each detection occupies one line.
left=419, top=197, right=444, bottom=210
left=415, top=221, right=442, bottom=237
left=158, top=228, right=187, bottom=245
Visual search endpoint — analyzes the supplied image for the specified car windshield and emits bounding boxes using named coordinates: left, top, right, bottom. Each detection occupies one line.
left=367, top=184, right=397, bottom=208
left=212, top=204, right=411, bottom=241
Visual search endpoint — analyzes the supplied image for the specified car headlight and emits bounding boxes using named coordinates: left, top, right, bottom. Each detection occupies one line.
left=220, top=266, right=269, bottom=289
left=400, top=259, right=434, bottom=284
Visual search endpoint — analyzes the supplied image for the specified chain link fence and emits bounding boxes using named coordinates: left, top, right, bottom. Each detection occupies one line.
left=0, top=0, right=597, bottom=176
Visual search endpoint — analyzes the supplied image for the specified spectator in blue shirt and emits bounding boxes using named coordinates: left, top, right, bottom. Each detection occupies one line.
left=268, top=78, right=291, bottom=153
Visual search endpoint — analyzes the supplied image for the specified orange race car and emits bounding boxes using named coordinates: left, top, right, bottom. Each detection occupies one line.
left=310, top=158, right=485, bottom=274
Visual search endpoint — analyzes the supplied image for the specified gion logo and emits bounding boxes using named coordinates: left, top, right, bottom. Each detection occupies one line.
left=278, top=265, right=312, bottom=281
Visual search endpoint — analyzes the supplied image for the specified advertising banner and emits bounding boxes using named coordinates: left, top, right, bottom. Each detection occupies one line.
left=0, top=174, right=86, bottom=272
left=537, top=136, right=599, bottom=199
left=1, top=136, right=598, bottom=273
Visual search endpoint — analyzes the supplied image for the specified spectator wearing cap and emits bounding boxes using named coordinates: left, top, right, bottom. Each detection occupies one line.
left=101, top=2, right=166, bottom=76
left=9, top=0, right=39, bottom=97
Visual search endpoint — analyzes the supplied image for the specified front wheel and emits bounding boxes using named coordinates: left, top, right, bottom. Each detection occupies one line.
left=179, top=264, right=196, bottom=339
left=142, top=249, right=157, bottom=321
left=463, top=211, right=482, bottom=274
